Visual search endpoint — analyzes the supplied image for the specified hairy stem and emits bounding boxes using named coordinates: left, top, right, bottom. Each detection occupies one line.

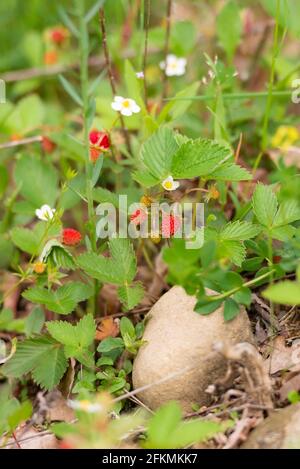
left=205, top=270, right=276, bottom=303
left=257, top=0, right=281, bottom=168
left=99, top=7, right=132, bottom=155
left=142, top=0, right=151, bottom=105
left=77, top=0, right=97, bottom=316
left=162, top=0, right=172, bottom=100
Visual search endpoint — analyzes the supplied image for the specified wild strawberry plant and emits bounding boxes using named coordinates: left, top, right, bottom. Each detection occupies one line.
left=0, top=0, right=300, bottom=449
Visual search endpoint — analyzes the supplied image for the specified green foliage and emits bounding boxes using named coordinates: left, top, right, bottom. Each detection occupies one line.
left=119, top=316, right=145, bottom=355
left=0, top=308, right=25, bottom=333
left=263, top=0, right=300, bottom=38
left=252, top=184, right=278, bottom=229
left=0, top=384, right=32, bottom=436
left=1, top=0, right=300, bottom=445
left=217, top=1, right=241, bottom=62
left=97, top=316, right=144, bottom=361
left=58, top=75, right=83, bottom=107
left=143, top=401, right=226, bottom=449
left=263, top=265, right=300, bottom=306
left=11, top=222, right=61, bottom=256
left=163, top=239, right=201, bottom=289
left=5, top=95, right=45, bottom=135
left=139, top=126, right=179, bottom=182
left=220, top=221, right=262, bottom=241
left=25, top=307, right=45, bottom=337
left=157, top=81, right=200, bottom=123
left=40, top=239, right=76, bottom=270
left=252, top=184, right=300, bottom=241
left=14, top=154, right=58, bottom=208
left=172, top=139, right=251, bottom=181
left=124, top=60, right=145, bottom=112
left=3, top=336, right=68, bottom=390
left=135, top=129, right=251, bottom=188
left=47, top=314, right=96, bottom=367
left=78, top=239, right=144, bottom=309
left=0, top=165, right=8, bottom=198
left=22, top=281, right=93, bottom=315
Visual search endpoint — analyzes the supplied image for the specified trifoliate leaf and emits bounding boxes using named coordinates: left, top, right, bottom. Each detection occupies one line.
left=210, top=163, right=252, bottom=181
left=273, top=200, right=300, bottom=227
left=2, top=336, right=67, bottom=390
left=140, top=127, right=179, bottom=180
left=223, top=298, right=240, bottom=321
left=263, top=281, right=300, bottom=306
left=252, top=184, right=278, bottom=228
left=220, top=221, right=261, bottom=241
left=218, top=240, right=246, bottom=266
left=171, top=138, right=232, bottom=179
left=118, top=283, right=144, bottom=310
left=78, top=239, right=142, bottom=309
left=22, top=282, right=93, bottom=315
left=14, top=155, right=58, bottom=208
left=47, top=314, right=96, bottom=367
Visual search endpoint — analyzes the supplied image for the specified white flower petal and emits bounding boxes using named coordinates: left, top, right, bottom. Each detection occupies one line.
left=114, top=96, right=124, bottom=103
left=165, top=68, right=176, bottom=77
left=131, top=103, right=141, bottom=113
left=178, top=58, right=187, bottom=67
left=162, top=175, right=180, bottom=191
left=111, top=102, right=122, bottom=111
left=120, top=108, right=133, bottom=116
left=35, top=204, right=55, bottom=221
left=166, top=54, right=176, bottom=62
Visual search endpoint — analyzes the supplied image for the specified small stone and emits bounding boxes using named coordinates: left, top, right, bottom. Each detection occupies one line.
left=241, top=404, right=300, bottom=449
left=132, top=286, right=253, bottom=412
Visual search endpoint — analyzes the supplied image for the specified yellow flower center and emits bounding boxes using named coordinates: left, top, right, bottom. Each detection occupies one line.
left=122, top=100, right=130, bottom=108
left=164, top=181, right=173, bottom=190
left=33, top=262, right=46, bottom=274
left=79, top=400, right=91, bottom=410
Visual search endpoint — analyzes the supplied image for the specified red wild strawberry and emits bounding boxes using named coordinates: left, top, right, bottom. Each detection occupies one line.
left=41, top=136, right=56, bottom=154
left=161, top=214, right=181, bottom=238
left=62, top=228, right=82, bottom=246
left=89, top=130, right=110, bottom=150
left=50, top=27, right=69, bottom=45
left=44, top=50, right=58, bottom=65
left=90, top=147, right=101, bottom=163
left=130, top=209, right=147, bottom=225
left=59, top=440, right=74, bottom=450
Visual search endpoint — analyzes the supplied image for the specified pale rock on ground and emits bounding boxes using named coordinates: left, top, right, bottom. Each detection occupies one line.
left=241, top=403, right=300, bottom=449
left=132, top=286, right=253, bottom=412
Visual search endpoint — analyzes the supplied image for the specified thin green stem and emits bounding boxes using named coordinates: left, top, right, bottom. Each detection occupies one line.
left=164, top=90, right=292, bottom=102
left=142, top=0, right=151, bottom=105
left=77, top=0, right=97, bottom=316
left=261, top=0, right=281, bottom=152
left=205, top=270, right=276, bottom=303
left=162, top=0, right=172, bottom=101
left=267, top=231, right=276, bottom=331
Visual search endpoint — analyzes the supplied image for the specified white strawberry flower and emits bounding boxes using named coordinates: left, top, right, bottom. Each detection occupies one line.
left=111, top=96, right=141, bottom=117
left=136, top=71, right=144, bottom=79
left=160, top=54, right=187, bottom=77
left=67, top=399, right=103, bottom=414
left=162, top=175, right=180, bottom=191
left=35, top=204, right=56, bottom=221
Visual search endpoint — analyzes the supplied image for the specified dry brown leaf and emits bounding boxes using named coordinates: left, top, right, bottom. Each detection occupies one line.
left=3, top=427, right=58, bottom=449
left=95, top=316, right=119, bottom=341
left=279, top=374, right=300, bottom=401
left=269, top=147, right=300, bottom=168
left=268, top=337, right=300, bottom=374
